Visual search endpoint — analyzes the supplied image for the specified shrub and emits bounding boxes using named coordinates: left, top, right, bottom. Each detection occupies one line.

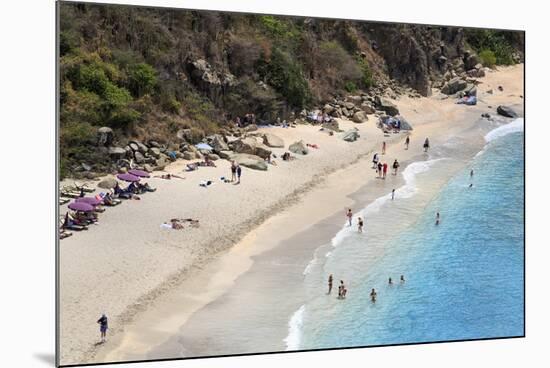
left=344, top=81, right=357, bottom=93
left=465, top=29, right=517, bottom=66
left=259, top=47, right=311, bottom=109
left=127, top=62, right=158, bottom=97
left=357, top=57, right=374, bottom=89
left=479, top=49, right=497, bottom=68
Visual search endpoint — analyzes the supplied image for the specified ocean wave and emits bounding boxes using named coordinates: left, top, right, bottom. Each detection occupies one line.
left=484, top=118, right=524, bottom=143
left=284, top=305, right=305, bottom=350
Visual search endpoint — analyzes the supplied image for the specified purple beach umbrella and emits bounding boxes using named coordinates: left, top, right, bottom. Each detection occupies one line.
left=117, top=173, right=141, bottom=182
left=75, top=197, right=103, bottom=206
left=68, top=202, right=95, bottom=212
left=128, top=169, right=150, bottom=178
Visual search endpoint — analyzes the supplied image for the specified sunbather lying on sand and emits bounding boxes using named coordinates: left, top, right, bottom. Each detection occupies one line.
left=307, top=143, right=319, bottom=149
left=62, top=212, right=89, bottom=231
left=154, top=173, right=184, bottom=180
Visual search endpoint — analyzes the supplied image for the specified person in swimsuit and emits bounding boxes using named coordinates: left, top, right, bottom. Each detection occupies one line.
left=97, top=314, right=108, bottom=343
left=391, top=189, right=395, bottom=200
left=377, top=162, right=383, bottom=178
left=382, top=141, right=386, bottom=155
left=370, top=288, right=377, bottom=302
left=372, top=153, right=379, bottom=168
left=328, top=274, right=333, bottom=294
left=423, top=138, right=430, bottom=152
left=346, top=209, right=353, bottom=226
left=388, top=277, right=393, bottom=285
left=400, top=275, right=405, bottom=283
left=435, top=212, right=440, bottom=226
left=236, top=165, right=242, bottom=184
left=405, top=136, right=410, bottom=150
left=383, top=163, right=388, bottom=179
left=358, top=217, right=364, bottom=233
left=231, top=160, right=237, bottom=182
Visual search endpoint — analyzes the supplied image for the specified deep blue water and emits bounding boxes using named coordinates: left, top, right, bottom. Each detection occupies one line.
left=298, top=123, right=524, bottom=349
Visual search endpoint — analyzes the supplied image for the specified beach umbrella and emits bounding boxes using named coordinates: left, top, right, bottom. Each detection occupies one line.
left=68, top=202, right=94, bottom=212
left=97, top=178, right=118, bottom=189
left=195, top=142, right=213, bottom=151
left=117, top=173, right=140, bottom=182
left=128, top=169, right=150, bottom=178
left=75, top=197, right=103, bottom=206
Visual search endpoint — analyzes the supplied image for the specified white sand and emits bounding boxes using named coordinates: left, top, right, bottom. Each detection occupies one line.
left=59, top=65, right=524, bottom=365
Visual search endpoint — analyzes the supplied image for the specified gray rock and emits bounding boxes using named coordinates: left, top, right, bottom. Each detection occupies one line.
left=218, top=150, right=233, bottom=160
left=352, top=111, right=368, bottom=123
left=182, top=151, right=194, bottom=160
left=289, top=140, right=309, bottom=155
left=129, top=142, right=139, bottom=152
left=497, top=105, right=518, bottom=118
left=323, top=104, right=335, bottom=114
left=342, top=128, right=360, bottom=142
left=361, top=102, right=375, bottom=114
left=376, top=97, right=400, bottom=116
left=134, top=151, right=145, bottom=164
left=232, top=153, right=268, bottom=171
left=143, top=164, right=154, bottom=173
left=108, top=146, right=127, bottom=160
left=441, top=77, right=468, bottom=95
left=81, top=163, right=92, bottom=171
left=344, top=102, right=355, bottom=110
left=263, top=133, right=285, bottom=148
left=148, top=140, right=161, bottom=148
left=208, top=154, right=220, bottom=161
left=97, top=178, right=118, bottom=189
left=232, top=137, right=258, bottom=155
left=209, top=134, right=229, bottom=152
left=149, top=147, right=161, bottom=159
left=97, top=127, right=114, bottom=147
left=322, top=121, right=340, bottom=132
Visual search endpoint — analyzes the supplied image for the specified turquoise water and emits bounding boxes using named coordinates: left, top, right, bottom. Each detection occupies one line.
left=295, top=120, right=524, bottom=349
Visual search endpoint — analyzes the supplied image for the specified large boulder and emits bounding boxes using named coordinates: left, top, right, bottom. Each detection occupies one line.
left=97, top=127, right=114, bottom=147
left=342, top=128, right=360, bottom=142
left=289, top=140, right=309, bottom=155
left=232, top=153, right=268, bottom=171
left=254, top=143, right=273, bottom=160
left=376, top=97, right=400, bottom=116
left=209, top=134, right=229, bottom=152
left=218, top=150, right=233, bottom=160
left=148, top=147, right=161, bottom=159
left=231, top=136, right=272, bottom=159
left=441, top=77, right=468, bottom=95
left=108, top=146, right=126, bottom=160
left=497, top=105, right=518, bottom=118
left=263, top=133, right=285, bottom=148
left=395, top=116, right=413, bottom=131
left=134, top=151, right=145, bottom=164
left=97, top=177, right=117, bottom=190
left=322, top=120, right=340, bottom=132
left=352, top=111, right=368, bottom=123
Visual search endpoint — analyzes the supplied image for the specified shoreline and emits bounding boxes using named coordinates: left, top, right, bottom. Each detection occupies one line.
left=60, top=65, right=524, bottom=365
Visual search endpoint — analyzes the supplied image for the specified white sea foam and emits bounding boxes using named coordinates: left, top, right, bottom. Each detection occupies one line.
left=329, top=158, right=444, bottom=249
left=284, top=305, right=305, bottom=350
left=484, top=118, right=524, bottom=143
left=303, top=255, right=317, bottom=275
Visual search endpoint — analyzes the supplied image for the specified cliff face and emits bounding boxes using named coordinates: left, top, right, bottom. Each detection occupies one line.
left=58, top=2, right=523, bottom=178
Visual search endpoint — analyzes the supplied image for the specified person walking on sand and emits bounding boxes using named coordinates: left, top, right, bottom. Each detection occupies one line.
left=328, top=274, right=333, bottom=294
left=372, top=153, right=379, bottom=169
left=391, top=189, right=395, bottom=200
left=358, top=217, right=364, bottom=233
left=392, top=159, right=400, bottom=175
left=405, top=136, right=410, bottom=150
left=423, top=138, right=430, bottom=152
left=383, top=162, right=388, bottom=179
left=382, top=141, right=387, bottom=155
left=435, top=212, right=440, bottom=226
left=370, top=288, right=377, bottom=302
left=236, top=165, right=242, bottom=184
left=377, top=162, right=383, bottom=178
left=230, top=160, right=237, bottom=182
left=97, top=313, right=108, bottom=343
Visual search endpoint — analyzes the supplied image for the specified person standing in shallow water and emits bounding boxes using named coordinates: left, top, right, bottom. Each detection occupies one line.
left=435, top=212, right=440, bottom=226
left=358, top=217, right=364, bottom=233
left=346, top=208, right=353, bottom=226
left=97, top=314, right=108, bottom=343
left=423, top=138, right=430, bottom=152
left=391, top=189, right=395, bottom=200
left=370, top=288, right=377, bottom=302
left=328, top=274, right=333, bottom=294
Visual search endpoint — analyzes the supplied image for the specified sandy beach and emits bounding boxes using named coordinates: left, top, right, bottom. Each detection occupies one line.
left=59, top=65, right=524, bottom=365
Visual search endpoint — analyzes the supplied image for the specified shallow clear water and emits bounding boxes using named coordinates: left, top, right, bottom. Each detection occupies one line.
left=294, top=119, right=524, bottom=349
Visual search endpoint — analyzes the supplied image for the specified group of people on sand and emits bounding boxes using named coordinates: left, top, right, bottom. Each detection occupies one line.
left=230, top=160, right=243, bottom=184
left=372, top=154, right=400, bottom=179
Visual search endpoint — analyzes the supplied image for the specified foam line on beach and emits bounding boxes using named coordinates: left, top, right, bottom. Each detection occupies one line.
left=284, top=305, right=306, bottom=350
left=485, top=118, right=524, bottom=143
left=328, top=158, right=445, bottom=250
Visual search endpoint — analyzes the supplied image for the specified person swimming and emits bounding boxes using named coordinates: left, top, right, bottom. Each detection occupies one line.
left=435, top=212, right=440, bottom=225
left=388, top=277, right=393, bottom=285
left=370, top=288, right=377, bottom=302
left=400, top=275, right=405, bottom=283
